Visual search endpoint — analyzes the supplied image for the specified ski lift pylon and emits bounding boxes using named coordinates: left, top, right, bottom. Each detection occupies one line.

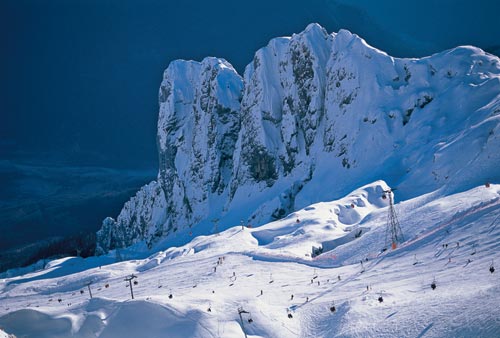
left=383, top=189, right=404, bottom=250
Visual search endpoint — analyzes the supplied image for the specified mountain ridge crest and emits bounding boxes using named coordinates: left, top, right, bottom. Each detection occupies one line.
left=96, top=24, right=500, bottom=254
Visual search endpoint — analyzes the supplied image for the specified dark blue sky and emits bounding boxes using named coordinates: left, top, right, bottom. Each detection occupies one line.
left=0, top=0, right=499, bottom=261
left=1, top=0, right=499, bottom=169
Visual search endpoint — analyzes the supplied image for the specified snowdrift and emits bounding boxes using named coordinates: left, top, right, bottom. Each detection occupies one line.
left=2, top=182, right=500, bottom=337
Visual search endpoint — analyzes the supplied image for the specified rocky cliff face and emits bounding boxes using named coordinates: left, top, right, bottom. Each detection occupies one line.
left=156, top=58, right=243, bottom=234
left=96, top=24, right=500, bottom=254
left=97, top=58, right=243, bottom=253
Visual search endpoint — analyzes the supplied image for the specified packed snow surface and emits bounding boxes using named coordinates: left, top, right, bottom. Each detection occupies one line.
left=1, top=181, right=499, bottom=337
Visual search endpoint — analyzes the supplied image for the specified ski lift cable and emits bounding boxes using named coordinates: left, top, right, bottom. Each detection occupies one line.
left=257, top=308, right=299, bottom=336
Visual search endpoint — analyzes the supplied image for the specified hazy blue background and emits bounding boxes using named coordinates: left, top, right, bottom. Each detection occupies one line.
left=1, top=0, right=499, bottom=268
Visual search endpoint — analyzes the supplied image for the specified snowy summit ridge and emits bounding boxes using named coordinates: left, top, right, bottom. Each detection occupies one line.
left=96, top=23, right=500, bottom=254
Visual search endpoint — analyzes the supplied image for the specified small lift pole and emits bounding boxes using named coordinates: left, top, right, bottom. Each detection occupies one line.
left=124, top=274, right=138, bottom=300
left=238, top=306, right=250, bottom=338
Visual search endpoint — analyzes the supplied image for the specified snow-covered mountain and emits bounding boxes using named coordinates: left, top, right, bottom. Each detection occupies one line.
left=96, top=23, right=500, bottom=255
left=1, top=182, right=499, bottom=337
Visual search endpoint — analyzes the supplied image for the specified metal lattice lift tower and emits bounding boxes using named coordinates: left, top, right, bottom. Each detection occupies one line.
left=383, top=189, right=404, bottom=250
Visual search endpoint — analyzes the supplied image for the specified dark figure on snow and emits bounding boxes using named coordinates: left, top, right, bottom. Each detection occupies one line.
left=291, top=294, right=294, bottom=300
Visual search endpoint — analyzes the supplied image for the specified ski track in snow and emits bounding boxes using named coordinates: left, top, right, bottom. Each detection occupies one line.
left=0, top=182, right=499, bottom=337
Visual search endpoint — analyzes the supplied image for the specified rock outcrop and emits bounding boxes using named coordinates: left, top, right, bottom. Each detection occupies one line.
left=96, top=24, right=500, bottom=254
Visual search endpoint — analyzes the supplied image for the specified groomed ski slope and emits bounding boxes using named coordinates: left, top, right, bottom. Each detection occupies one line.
left=1, top=181, right=499, bottom=337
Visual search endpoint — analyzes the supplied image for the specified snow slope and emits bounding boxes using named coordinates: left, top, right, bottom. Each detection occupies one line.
left=96, top=23, right=500, bottom=254
left=2, top=181, right=499, bottom=337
